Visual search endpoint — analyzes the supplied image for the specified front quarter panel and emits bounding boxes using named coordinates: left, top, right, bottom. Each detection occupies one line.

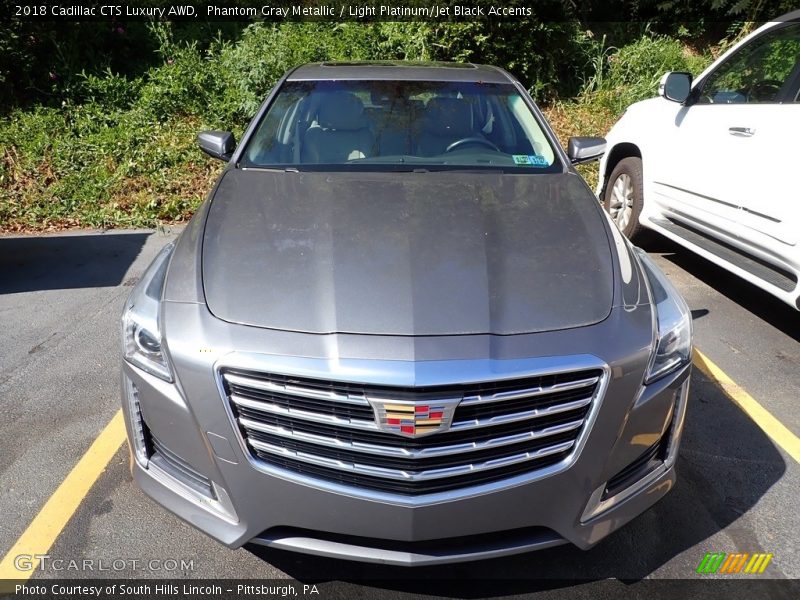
left=597, top=98, right=669, bottom=197
left=162, top=183, right=219, bottom=304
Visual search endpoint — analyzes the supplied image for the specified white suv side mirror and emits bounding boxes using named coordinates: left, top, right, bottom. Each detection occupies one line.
left=659, top=72, right=692, bottom=104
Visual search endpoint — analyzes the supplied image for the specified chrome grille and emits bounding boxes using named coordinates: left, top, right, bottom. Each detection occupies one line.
left=222, top=367, right=603, bottom=495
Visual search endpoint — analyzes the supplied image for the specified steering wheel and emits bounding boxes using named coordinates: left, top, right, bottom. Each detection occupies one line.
left=744, top=79, right=783, bottom=102
left=445, top=137, right=500, bottom=153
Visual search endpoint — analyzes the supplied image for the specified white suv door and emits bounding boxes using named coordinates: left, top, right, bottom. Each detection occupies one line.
left=653, top=21, right=800, bottom=246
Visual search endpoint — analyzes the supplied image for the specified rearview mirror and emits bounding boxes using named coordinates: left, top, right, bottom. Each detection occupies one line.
left=659, top=72, right=692, bottom=104
left=567, top=137, right=606, bottom=165
left=198, top=131, right=236, bottom=161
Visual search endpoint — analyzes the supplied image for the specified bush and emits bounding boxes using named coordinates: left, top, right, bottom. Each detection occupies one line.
left=0, top=23, right=725, bottom=232
left=137, top=45, right=219, bottom=119
left=583, top=35, right=712, bottom=115
left=77, top=70, right=143, bottom=111
left=0, top=99, right=221, bottom=230
left=210, top=22, right=385, bottom=121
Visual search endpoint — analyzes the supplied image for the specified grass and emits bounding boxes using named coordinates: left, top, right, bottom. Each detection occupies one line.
left=0, top=108, right=225, bottom=232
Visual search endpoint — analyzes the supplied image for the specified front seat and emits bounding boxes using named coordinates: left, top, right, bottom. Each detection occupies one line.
left=302, top=92, right=374, bottom=163
left=414, top=97, right=476, bottom=156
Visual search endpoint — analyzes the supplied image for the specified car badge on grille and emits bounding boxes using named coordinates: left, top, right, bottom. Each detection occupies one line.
left=368, top=398, right=461, bottom=438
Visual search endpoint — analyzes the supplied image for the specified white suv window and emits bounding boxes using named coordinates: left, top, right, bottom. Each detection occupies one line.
left=697, top=22, right=800, bottom=104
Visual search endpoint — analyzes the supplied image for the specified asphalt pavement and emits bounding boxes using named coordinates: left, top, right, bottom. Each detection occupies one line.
left=0, top=227, right=798, bottom=597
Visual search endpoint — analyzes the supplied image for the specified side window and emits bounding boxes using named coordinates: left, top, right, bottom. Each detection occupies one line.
left=697, top=23, right=800, bottom=104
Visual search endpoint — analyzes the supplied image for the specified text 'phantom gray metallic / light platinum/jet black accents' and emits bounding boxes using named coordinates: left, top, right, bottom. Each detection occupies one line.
left=121, top=61, right=693, bottom=565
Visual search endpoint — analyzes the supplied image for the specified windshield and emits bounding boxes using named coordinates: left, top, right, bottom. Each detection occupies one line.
left=241, top=80, right=562, bottom=172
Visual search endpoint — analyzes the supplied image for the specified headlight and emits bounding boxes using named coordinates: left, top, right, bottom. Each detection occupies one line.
left=122, top=242, right=175, bottom=382
left=636, top=248, right=692, bottom=384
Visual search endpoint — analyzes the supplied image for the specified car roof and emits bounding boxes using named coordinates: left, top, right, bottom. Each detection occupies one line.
left=287, top=61, right=514, bottom=84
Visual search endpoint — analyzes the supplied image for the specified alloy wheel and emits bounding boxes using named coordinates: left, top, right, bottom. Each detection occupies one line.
left=609, top=173, right=634, bottom=231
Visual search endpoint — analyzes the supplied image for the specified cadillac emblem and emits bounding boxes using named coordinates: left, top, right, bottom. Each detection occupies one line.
left=368, top=397, right=461, bottom=438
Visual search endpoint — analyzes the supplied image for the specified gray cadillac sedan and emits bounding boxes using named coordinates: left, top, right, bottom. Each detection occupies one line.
left=121, top=62, right=692, bottom=565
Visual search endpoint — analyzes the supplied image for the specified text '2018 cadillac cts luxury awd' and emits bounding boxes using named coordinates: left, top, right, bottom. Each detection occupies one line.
left=121, top=62, right=692, bottom=565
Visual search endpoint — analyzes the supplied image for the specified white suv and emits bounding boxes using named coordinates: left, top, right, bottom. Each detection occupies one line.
left=598, top=12, right=800, bottom=309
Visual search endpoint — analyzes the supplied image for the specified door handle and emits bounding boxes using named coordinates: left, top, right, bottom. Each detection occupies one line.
left=729, top=127, right=755, bottom=136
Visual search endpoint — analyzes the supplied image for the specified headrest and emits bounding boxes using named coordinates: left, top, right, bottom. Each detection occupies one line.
left=424, top=97, right=473, bottom=137
left=317, top=92, right=366, bottom=131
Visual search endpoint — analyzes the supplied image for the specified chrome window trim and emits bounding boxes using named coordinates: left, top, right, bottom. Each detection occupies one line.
left=214, top=352, right=611, bottom=507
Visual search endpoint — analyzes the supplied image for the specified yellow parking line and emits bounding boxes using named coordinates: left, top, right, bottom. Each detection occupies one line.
left=693, top=349, right=800, bottom=464
left=0, top=410, right=126, bottom=581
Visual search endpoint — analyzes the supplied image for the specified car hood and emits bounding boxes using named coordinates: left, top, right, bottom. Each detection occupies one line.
left=202, top=169, right=615, bottom=335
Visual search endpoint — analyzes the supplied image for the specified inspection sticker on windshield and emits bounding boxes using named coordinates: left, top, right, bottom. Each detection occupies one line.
left=513, top=154, right=549, bottom=166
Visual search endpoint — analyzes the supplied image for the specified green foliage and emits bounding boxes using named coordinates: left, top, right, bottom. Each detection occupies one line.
left=582, top=35, right=713, bottom=115
left=77, top=70, right=143, bottom=111
left=0, top=20, right=735, bottom=231
left=658, top=0, right=798, bottom=20
left=411, top=19, right=596, bottom=101
left=0, top=21, right=158, bottom=109
left=0, top=100, right=218, bottom=230
left=0, top=19, right=245, bottom=110
left=209, top=22, right=386, bottom=120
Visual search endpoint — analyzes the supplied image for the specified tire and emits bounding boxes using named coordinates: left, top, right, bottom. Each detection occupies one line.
left=603, top=157, right=646, bottom=242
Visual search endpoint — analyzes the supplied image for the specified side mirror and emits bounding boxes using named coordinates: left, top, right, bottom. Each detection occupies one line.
left=197, top=131, right=236, bottom=161
left=659, top=72, right=692, bottom=104
left=568, top=136, right=606, bottom=165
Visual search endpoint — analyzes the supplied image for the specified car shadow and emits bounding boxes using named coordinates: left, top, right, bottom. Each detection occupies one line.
left=638, top=235, right=800, bottom=343
left=244, top=367, right=786, bottom=594
left=0, top=231, right=151, bottom=294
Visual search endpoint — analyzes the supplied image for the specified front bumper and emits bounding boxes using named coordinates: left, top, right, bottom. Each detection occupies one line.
left=121, top=314, right=690, bottom=565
